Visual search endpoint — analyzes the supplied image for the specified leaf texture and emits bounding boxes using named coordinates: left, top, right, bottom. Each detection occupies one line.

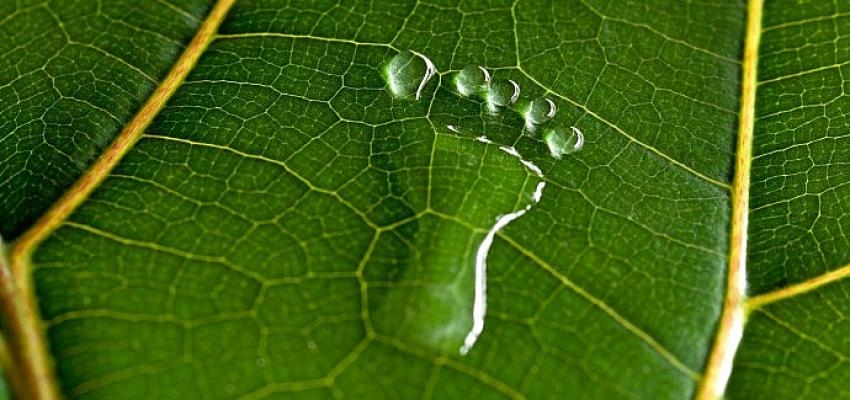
left=728, top=1, right=850, bottom=398
left=0, top=0, right=209, bottom=237
left=0, top=1, right=849, bottom=399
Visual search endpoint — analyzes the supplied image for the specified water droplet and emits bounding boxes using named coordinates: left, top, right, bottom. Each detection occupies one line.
left=475, top=135, right=493, bottom=144
left=545, top=126, right=585, bottom=158
left=486, top=79, right=520, bottom=110
left=385, top=50, right=437, bottom=100
left=255, top=357, right=267, bottom=367
left=307, top=340, right=318, bottom=351
left=524, top=98, right=557, bottom=127
left=455, top=65, right=490, bottom=97
left=532, top=181, right=546, bottom=203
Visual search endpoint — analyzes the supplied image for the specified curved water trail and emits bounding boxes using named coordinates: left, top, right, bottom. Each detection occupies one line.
left=409, top=50, right=436, bottom=100
left=460, top=140, right=547, bottom=355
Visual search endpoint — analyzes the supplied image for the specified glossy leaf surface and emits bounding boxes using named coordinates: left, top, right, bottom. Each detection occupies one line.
left=0, top=1, right=849, bottom=399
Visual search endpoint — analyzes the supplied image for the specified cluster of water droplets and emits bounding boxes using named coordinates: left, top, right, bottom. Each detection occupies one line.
left=383, top=50, right=587, bottom=356
left=451, top=63, right=584, bottom=158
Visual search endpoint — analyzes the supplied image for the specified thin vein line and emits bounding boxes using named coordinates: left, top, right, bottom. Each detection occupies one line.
left=509, top=0, right=732, bottom=191
left=2, top=1, right=236, bottom=399
left=141, top=133, right=380, bottom=230
left=695, top=0, right=763, bottom=398
left=61, top=221, right=267, bottom=282
left=747, top=261, right=850, bottom=311
left=375, top=335, right=526, bottom=400
left=757, top=308, right=848, bottom=359
left=518, top=70, right=732, bottom=191
left=762, top=11, right=850, bottom=33
left=499, top=234, right=700, bottom=380
left=758, top=59, right=850, bottom=86
left=215, top=32, right=398, bottom=50
left=577, top=0, right=741, bottom=65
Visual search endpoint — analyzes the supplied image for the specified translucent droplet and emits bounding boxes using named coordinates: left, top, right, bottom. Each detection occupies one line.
left=475, top=135, right=493, bottom=144
left=385, top=50, right=437, bottom=100
left=545, top=126, right=585, bottom=158
left=455, top=65, right=490, bottom=97
left=487, top=79, right=520, bottom=110
left=525, top=98, right=557, bottom=127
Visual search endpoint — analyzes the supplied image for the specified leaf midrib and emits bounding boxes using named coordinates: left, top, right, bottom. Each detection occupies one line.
left=695, top=0, right=761, bottom=398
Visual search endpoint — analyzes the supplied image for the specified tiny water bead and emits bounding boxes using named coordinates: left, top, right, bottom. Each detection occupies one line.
left=545, top=126, right=585, bottom=158
left=486, top=79, right=520, bottom=110
left=524, top=97, right=557, bottom=127
left=455, top=65, right=491, bottom=97
left=385, top=50, right=437, bottom=100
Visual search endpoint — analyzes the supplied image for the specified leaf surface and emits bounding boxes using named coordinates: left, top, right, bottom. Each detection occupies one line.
left=0, top=0, right=209, bottom=237
left=728, top=2, right=850, bottom=398
left=0, top=1, right=849, bottom=399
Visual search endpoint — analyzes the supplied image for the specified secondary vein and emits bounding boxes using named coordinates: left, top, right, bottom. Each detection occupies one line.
left=1, top=1, right=236, bottom=399
left=746, top=261, right=850, bottom=311
left=695, top=0, right=763, bottom=399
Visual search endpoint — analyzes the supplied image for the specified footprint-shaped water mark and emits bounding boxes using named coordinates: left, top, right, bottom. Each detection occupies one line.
left=383, top=50, right=586, bottom=355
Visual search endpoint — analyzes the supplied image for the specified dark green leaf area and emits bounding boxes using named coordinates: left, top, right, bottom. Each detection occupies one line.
left=0, top=0, right=210, bottom=238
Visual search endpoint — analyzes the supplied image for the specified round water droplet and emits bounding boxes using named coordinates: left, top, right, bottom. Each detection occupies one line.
left=455, top=65, right=490, bottom=97
left=487, top=79, right=520, bottom=109
left=545, top=126, right=584, bottom=158
left=525, top=98, right=557, bottom=127
left=385, top=50, right=437, bottom=100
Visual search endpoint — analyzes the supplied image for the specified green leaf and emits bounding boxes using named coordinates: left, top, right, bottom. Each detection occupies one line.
left=727, top=1, right=850, bottom=398
left=1, top=1, right=849, bottom=399
left=0, top=0, right=210, bottom=237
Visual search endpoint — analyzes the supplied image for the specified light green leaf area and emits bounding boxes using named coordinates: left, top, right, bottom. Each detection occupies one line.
left=3, top=0, right=850, bottom=399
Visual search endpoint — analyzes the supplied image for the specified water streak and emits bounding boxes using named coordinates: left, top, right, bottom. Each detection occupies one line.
left=460, top=143, right=547, bottom=355
left=410, top=50, right=436, bottom=100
